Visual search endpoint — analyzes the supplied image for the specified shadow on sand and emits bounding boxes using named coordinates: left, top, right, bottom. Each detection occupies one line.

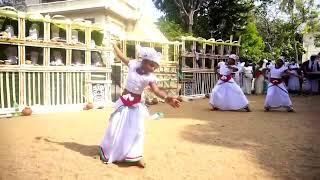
left=149, top=97, right=320, bottom=179
left=38, top=137, right=144, bottom=168
left=35, top=137, right=100, bottom=159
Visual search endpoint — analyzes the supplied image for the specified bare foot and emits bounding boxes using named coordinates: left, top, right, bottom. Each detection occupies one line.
left=211, top=107, right=219, bottom=111
left=244, top=107, right=251, bottom=112
left=99, top=147, right=108, bottom=164
left=287, top=108, right=295, bottom=113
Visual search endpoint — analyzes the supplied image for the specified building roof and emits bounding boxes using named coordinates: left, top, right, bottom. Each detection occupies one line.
left=27, top=0, right=139, bottom=21
left=126, top=14, right=169, bottom=43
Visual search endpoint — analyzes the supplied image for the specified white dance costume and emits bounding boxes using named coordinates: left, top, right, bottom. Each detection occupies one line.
left=100, top=60, right=157, bottom=163
left=210, top=64, right=249, bottom=110
left=265, top=65, right=293, bottom=109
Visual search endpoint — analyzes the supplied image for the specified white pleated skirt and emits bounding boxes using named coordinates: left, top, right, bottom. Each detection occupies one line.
left=288, top=75, right=300, bottom=91
left=265, top=82, right=292, bottom=109
left=100, top=99, right=149, bottom=163
left=309, top=80, right=319, bottom=93
left=210, top=78, right=249, bottom=110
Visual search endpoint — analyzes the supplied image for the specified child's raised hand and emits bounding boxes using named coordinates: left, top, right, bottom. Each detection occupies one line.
left=111, top=40, right=120, bottom=47
left=165, top=97, right=181, bottom=108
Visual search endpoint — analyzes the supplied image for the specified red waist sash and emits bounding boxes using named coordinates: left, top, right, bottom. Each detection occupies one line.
left=220, top=75, right=232, bottom=82
left=120, top=93, right=142, bottom=107
left=270, top=78, right=283, bottom=85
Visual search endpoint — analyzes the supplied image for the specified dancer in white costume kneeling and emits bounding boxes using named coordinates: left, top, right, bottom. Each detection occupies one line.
left=99, top=43, right=180, bottom=168
left=264, top=58, right=294, bottom=112
left=210, top=54, right=251, bottom=112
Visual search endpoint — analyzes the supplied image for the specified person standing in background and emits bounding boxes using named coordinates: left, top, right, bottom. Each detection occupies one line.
left=287, top=58, right=301, bottom=94
left=254, top=60, right=266, bottom=95
left=302, top=55, right=320, bottom=95
left=242, top=61, right=253, bottom=95
left=234, top=58, right=245, bottom=87
left=263, top=60, right=272, bottom=94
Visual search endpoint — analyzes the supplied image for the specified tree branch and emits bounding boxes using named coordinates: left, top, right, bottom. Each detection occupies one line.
left=174, top=0, right=188, bottom=16
left=195, top=0, right=204, bottom=12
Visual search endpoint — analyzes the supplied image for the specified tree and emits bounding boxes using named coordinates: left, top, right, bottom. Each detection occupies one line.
left=153, top=0, right=206, bottom=33
left=258, top=0, right=319, bottom=61
left=281, top=0, right=312, bottom=60
left=240, top=21, right=266, bottom=62
left=254, top=0, right=319, bottom=61
left=156, top=18, right=192, bottom=41
left=194, top=0, right=254, bottom=39
left=154, top=0, right=254, bottom=39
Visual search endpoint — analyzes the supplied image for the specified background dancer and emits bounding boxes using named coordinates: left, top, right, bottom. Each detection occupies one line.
left=210, top=54, right=251, bottom=112
left=264, top=58, right=294, bottom=112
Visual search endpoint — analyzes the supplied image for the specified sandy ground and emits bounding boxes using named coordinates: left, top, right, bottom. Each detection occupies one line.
left=0, top=96, right=320, bottom=180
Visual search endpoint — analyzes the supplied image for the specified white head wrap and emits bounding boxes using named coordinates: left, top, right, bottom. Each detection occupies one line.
left=136, top=45, right=162, bottom=65
left=228, top=54, right=238, bottom=60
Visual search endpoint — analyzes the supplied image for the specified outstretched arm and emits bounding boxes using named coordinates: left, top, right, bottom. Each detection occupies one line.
left=149, top=82, right=180, bottom=108
left=112, top=42, right=129, bottom=66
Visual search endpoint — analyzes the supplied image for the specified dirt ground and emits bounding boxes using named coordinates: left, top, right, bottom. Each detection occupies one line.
left=0, top=96, right=320, bottom=180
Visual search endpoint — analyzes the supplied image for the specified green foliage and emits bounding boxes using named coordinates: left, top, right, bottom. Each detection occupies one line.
left=194, top=0, right=254, bottom=39
left=240, top=21, right=266, bottom=62
left=153, top=0, right=253, bottom=38
left=91, top=30, right=104, bottom=46
left=254, top=0, right=319, bottom=61
left=156, top=18, right=192, bottom=41
left=153, top=0, right=319, bottom=62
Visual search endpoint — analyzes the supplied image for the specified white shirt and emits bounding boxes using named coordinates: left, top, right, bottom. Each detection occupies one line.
left=269, top=64, right=288, bottom=79
left=219, top=64, right=236, bottom=76
left=125, top=60, right=157, bottom=94
left=242, top=66, right=253, bottom=74
left=237, top=62, right=245, bottom=73
left=288, top=63, right=299, bottom=69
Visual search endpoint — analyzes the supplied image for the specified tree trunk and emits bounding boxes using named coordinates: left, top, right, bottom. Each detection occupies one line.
left=188, top=13, right=194, bottom=33
left=294, top=38, right=299, bottom=62
left=188, top=24, right=193, bottom=33
left=291, top=12, right=299, bottom=62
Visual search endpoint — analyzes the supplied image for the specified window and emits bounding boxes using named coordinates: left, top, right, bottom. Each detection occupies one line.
left=84, top=18, right=95, bottom=23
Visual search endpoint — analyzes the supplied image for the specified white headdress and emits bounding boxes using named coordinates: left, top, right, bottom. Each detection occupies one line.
left=228, top=54, right=238, bottom=60
left=136, top=45, right=162, bottom=65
